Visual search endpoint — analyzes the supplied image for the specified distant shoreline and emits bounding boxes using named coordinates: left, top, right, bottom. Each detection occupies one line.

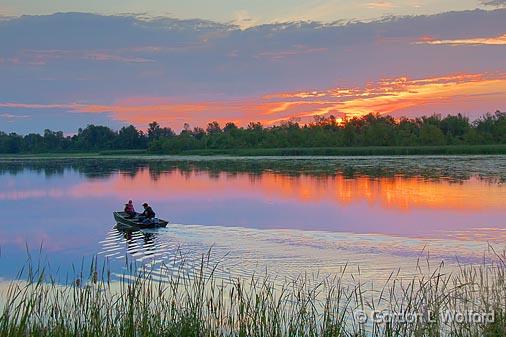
left=1, top=144, right=506, bottom=159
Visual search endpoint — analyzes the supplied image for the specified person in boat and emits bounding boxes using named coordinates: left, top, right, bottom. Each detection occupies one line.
left=124, top=200, right=136, bottom=218
left=138, top=202, right=156, bottom=223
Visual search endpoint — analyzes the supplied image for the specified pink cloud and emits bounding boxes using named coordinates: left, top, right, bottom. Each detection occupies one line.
left=1, top=72, right=505, bottom=129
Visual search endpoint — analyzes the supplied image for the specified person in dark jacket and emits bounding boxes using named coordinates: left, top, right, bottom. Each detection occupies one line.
left=138, top=202, right=156, bottom=223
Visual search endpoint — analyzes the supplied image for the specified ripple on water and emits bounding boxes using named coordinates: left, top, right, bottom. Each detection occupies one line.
left=98, top=223, right=499, bottom=286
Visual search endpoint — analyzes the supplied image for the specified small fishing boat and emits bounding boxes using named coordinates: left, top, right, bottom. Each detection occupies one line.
left=113, top=211, right=168, bottom=229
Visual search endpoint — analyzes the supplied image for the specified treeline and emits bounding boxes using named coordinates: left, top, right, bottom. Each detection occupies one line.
left=0, top=125, right=149, bottom=153
left=1, top=112, right=506, bottom=154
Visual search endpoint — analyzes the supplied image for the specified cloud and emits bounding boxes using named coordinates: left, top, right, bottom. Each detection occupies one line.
left=481, top=0, right=506, bottom=7
left=0, top=113, right=31, bottom=122
left=85, top=52, right=153, bottom=63
left=2, top=72, right=505, bottom=129
left=255, top=45, right=328, bottom=60
left=75, top=72, right=506, bottom=125
left=415, top=33, right=506, bottom=45
left=0, top=112, right=30, bottom=118
left=366, top=1, right=397, bottom=9
left=0, top=5, right=12, bottom=17
left=0, top=103, right=75, bottom=109
left=258, top=73, right=506, bottom=123
left=1, top=10, right=506, bottom=133
left=232, top=10, right=258, bottom=29
left=19, top=49, right=154, bottom=65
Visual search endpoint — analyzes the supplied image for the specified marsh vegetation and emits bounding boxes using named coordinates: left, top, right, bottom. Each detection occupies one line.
left=1, top=249, right=505, bottom=337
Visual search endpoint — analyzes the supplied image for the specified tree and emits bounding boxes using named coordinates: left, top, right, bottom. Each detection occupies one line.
left=245, top=122, right=264, bottom=147
left=206, top=121, right=222, bottom=135
left=362, top=114, right=396, bottom=146
left=491, top=111, right=506, bottom=143
left=43, top=129, right=67, bottom=151
left=147, top=121, right=161, bottom=140
left=2, top=112, right=505, bottom=154
left=223, top=122, right=238, bottom=133
left=22, top=133, right=45, bottom=152
left=0, top=133, right=22, bottom=153
left=148, top=121, right=175, bottom=141
left=419, top=124, right=445, bottom=145
left=74, top=125, right=116, bottom=150
left=182, top=123, right=191, bottom=134
left=115, top=125, right=147, bottom=149
left=342, top=121, right=358, bottom=146
left=440, top=114, right=470, bottom=143
left=192, top=127, right=206, bottom=140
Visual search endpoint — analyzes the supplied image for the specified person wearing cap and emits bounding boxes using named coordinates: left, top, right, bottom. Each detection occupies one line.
left=138, top=202, right=156, bottom=223
left=124, top=200, right=136, bottom=218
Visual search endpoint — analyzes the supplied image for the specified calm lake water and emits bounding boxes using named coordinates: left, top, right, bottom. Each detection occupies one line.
left=0, top=155, right=505, bottom=284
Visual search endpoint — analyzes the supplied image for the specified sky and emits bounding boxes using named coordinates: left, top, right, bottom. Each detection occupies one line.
left=0, top=0, right=502, bottom=27
left=0, top=0, right=505, bottom=133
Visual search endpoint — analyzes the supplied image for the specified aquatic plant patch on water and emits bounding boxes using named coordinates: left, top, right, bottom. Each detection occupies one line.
left=0, top=250, right=505, bottom=337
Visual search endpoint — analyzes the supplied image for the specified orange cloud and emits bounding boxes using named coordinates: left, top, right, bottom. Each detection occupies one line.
left=366, top=1, right=396, bottom=9
left=257, top=73, right=506, bottom=122
left=64, top=72, right=506, bottom=126
left=1, top=72, right=505, bottom=128
left=415, top=33, right=506, bottom=45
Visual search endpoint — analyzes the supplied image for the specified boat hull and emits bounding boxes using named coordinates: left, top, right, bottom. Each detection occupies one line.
left=113, top=211, right=168, bottom=229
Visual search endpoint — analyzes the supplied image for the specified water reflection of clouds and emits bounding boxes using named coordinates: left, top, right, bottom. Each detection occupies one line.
left=4, top=167, right=504, bottom=211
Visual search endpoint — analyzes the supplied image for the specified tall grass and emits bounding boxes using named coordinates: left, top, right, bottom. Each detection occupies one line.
left=0, top=250, right=504, bottom=337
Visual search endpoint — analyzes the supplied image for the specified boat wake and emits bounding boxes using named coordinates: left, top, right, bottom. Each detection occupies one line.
left=98, top=223, right=499, bottom=285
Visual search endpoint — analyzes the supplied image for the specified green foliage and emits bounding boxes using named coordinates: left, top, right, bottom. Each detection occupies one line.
left=419, top=124, right=445, bottom=145
left=147, top=112, right=506, bottom=154
left=1, top=112, right=506, bottom=154
left=179, top=144, right=506, bottom=156
left=0, top=124, right=147, bottom=153
left=147, top=121, right=175, bottom=142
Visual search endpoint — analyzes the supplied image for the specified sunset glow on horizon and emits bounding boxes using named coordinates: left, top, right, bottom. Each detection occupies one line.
left=0, top=7, right=505, bottom=133
left=2, top=72, right=505, bottom=130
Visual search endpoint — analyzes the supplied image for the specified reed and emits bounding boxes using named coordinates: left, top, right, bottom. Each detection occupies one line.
left=0, top=249, right=504, bottom=337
